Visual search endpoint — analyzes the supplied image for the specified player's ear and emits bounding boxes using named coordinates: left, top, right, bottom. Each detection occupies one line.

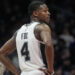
left=33, top=10, right=38, bottom=17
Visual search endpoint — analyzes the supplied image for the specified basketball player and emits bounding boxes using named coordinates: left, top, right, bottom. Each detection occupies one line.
left=0, top=1, right=54, bottom=75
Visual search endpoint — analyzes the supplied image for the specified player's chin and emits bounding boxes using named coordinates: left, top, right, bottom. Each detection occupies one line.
left=45, top=19, right=50, bottom=24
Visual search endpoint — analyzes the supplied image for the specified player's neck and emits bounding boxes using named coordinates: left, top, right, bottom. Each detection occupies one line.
left=31, top=16, right=50, bottom=25
left=31, top=16, right=40, bottom=23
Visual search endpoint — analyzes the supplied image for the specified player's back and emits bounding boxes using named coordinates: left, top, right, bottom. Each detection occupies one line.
left=16, top=22, right=46, bottom=72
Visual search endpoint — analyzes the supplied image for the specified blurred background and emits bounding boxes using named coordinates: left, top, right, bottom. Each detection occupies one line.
left=0, top=0, right=75, bottom=75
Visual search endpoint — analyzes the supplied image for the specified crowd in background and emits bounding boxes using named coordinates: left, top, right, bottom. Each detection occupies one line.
left=0, top=0, right=75, bottom=75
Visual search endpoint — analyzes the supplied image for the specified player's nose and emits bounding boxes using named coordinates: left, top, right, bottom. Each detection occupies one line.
left=47, top=11, right=50, bottom=16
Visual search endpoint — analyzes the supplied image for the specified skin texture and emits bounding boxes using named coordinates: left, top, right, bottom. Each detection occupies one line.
left=0, top=3, right=54, bottom=75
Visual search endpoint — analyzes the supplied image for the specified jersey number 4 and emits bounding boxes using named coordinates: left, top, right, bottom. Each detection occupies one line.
left=21, top=42, right=30, bottom=61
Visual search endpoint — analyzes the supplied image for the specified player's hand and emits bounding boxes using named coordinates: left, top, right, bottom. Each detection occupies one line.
left=15, top=73, right=20, bottom=75
left=14, top=71, right=20, bottom=75
left=39, top=68, right=54, bottom=75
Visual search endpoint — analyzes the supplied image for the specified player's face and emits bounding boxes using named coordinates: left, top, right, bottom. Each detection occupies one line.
left=36, top=4, right=50, bottom=24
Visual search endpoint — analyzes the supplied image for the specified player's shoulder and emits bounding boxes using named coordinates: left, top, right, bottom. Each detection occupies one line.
left=12, top=30, right=18, bottom=39
left=14, top=24, right=26, bottom=35
left=35, top=23, right=51, bottom=32
left=8, top=25, right=24, bottom=42
left=15, top=24, right=26, bottom=34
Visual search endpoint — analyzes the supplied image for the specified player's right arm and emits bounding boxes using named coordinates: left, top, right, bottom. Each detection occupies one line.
left=35, top=24, right=54, bottom=75
left=0, top=32, right=20, bottom=75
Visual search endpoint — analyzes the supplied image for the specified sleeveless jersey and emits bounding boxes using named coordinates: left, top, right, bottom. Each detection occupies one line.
left=16, top=22, right=46, bottom=72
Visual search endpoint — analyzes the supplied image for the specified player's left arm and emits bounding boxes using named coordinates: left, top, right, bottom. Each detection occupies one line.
left=0, top=32, right=20, bottom=75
